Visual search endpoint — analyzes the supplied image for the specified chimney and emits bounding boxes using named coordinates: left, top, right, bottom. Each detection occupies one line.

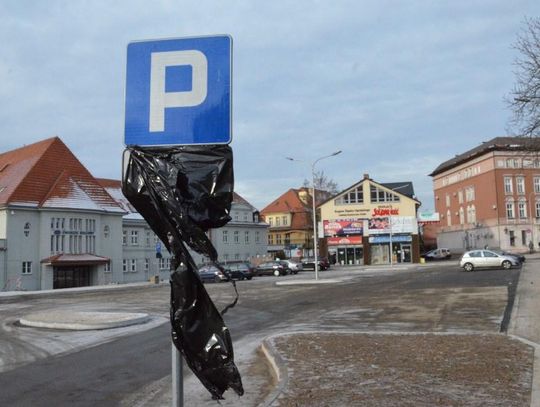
left=363, top=173, right=369, bottom=180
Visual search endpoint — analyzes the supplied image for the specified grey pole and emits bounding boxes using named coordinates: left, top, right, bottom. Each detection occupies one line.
left=286, top=150, right=342, bottom=281
left=172, top=342, right=183, bottom=407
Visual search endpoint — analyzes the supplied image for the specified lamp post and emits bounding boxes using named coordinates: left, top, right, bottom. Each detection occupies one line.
left=286, top=150, right=342, bottom=280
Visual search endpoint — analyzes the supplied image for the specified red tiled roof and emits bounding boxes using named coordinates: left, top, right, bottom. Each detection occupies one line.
left=260, top=188, right=312, bottom=215
left=0, top=137, right=123, bottom=212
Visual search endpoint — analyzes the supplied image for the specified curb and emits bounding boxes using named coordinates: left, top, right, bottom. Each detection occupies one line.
left=19, top=311, right=151, bottom=330
left=259, top=337, right=289, bottom=407
left=0, top=281, right=168, bottom=304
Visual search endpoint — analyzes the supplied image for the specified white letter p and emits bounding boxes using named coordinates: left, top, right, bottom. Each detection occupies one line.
left=149, top=50, right=208, bottom=132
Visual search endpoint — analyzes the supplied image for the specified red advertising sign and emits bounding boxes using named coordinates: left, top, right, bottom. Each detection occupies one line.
left=323, top=219, right=363, bottom=236
left=327, top=236, right=363, bottom=245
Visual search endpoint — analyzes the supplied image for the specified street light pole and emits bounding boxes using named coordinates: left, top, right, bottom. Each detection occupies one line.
left=287, top=150, right=342, bottom=280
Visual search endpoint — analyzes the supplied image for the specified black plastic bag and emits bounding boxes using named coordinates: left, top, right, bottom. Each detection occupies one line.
left=121, top=144, right=243, bottom=399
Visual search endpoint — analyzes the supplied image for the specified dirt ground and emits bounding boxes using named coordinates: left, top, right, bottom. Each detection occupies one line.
left=273, top=332, right=534, bottom=407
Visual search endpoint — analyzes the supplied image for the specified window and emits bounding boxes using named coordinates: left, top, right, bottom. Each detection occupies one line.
left=159, top=257, right=171, bottom=270
left=509, top=230, right=515, bottom=246
left=370, top=185, right=399, bottom=203
left=458, top=190, right=463, bottom=204
left=123, top=259, right=128, bottom=273
left=131, top=230, right=139, bottom=245
left=122, top=230, right=127, bottom=245
left=459, top=207, right=464, bottom=225
left=536, top=202, right=540, bottom=218
left=255, top=231, right=260, bottom=243
left=146, top=231, right=151, bottom=247
left=104, top=262, right=111, bottom=273
left=234, top=231, right=239, bottom=243
left=24, top=222, right=31, bottom=237
left=445, top=194, right=450, bottom=207
left=268, top=217, right=273, bottom=226
left=222, top=230, right=228, bottom=243
left=144, top=259, right=149, bottom=271
left=465, top=187, right=475, bottom=202
left=268, top=234, right=274, bottom=245
left=276, top=234, right=282, bottom=244
left=518, top=201, right=527, bottom=219
left=516, top=177, right=525, bottom=194
left=104, top=225, right=110, bottom=238
left=504, top=177, right=513, bottom=194
left=282, top=216, right=287, bottom=226
left=130, top=259, right=137, bottom=273
left=244, top=231, right=249, bottom=243
left=335, top=186, right=364, bottom=205
left=506, top=202, right=515, bottom=219
left=233, top=212, right=239, bottom=221
left=275, top=217, right=281, bottom=226
left=446, top=210, right=451, bottom=226
left=521, top=230, right=527, bottom=246
left=534, top=177, right=540, bottom=193
left=22, top=261, right=32, bottom=275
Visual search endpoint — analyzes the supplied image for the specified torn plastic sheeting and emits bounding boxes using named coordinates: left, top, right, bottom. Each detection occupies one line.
left=121, top=144, right=243, bottom=399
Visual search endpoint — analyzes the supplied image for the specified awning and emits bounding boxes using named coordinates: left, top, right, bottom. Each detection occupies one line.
left=41, top=253, right=110, bottom=266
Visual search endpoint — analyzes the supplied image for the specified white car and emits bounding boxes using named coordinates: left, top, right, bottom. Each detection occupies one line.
left=281, top=260, right=303, bottom=274
left=459, top=249, right=520, bottom=272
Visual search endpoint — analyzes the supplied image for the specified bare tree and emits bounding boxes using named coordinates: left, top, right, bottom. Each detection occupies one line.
left=508, top=17, right=540, bottom=147
left=302, top=170, right=339, bottom=194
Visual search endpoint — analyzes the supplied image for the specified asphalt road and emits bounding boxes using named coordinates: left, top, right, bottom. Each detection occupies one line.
left=0, top=262, right=521, bottom=406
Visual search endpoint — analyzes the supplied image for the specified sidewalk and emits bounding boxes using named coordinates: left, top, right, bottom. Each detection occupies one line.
left=258, top=255, right=540, bottom=407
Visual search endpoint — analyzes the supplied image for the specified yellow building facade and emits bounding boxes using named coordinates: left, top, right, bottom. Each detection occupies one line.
left=319, top=175, right=420, bottom=265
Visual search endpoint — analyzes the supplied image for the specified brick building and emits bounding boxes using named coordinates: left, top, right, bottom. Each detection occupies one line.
left=430, top=136, right=540, bottom=254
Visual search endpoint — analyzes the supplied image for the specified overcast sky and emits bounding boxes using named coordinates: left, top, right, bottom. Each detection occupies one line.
left=1, top=1, right=539, bottom=212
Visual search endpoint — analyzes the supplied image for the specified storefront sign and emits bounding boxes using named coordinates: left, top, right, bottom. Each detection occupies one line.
left=368, top=216, right=417, bottom=235
left=333, top=208, right=371, bottom=217
left=323, top=219, right=364, bottom=236
left=369, top=234, right=412, bottom=243
left=418, top=211, right=440, bottom=224
left=372, top=207, right=399, bottom=216
left=327, top=236, right=363, bottom=245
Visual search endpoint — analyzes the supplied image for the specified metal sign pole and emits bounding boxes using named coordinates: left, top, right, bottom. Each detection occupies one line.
left=172, top=342, right=183, bottom=407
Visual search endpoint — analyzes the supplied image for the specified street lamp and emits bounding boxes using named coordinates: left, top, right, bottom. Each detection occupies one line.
left=286, top=150, right=342, bottom=280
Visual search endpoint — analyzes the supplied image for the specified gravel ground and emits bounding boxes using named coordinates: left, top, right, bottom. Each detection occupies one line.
left=272, top=332, right=534, bottom=407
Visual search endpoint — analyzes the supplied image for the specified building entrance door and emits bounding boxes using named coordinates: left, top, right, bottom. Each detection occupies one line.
left=337, top=246, right=363, bottom=265
left=53, top=266, right=91, bottom=289
left=400, top=244, right=412, bottom=263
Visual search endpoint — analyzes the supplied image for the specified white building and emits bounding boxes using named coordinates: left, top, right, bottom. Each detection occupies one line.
left=0, top=137, right=267, bottom=291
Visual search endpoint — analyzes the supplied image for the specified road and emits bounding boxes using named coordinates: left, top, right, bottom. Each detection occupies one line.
left=0, top=262, right=520, bottom=406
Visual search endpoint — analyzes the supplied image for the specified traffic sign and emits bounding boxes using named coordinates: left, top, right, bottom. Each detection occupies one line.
left=124, top=35, right=232, bottom=146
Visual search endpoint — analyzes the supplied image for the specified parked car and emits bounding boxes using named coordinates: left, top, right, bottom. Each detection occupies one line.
left=459, top=249, right=521, bottom=272
left=301, top=257, right=330, bottom=271
left=198, top=264, right=229, bottom=283
left=255, top=261, right=289, bottom=276
left=223, top=262, right=254, bottom=280
left=280, top=259, right=303, bottom=274
left=422, top=248, right=451, bottom=261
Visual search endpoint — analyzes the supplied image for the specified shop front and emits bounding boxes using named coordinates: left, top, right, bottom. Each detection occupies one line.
left=368, top=234, right=412, bottom=264
left=327, top=236, right=363, bottom=266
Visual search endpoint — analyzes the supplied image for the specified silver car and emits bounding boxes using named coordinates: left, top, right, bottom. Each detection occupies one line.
left=459, top=249, right=520, bottom=272
left=280, top=260, right=303, bottom=274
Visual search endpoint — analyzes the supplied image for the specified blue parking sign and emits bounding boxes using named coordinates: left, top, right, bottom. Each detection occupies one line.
left=124, top=35, right=232, bottom=146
